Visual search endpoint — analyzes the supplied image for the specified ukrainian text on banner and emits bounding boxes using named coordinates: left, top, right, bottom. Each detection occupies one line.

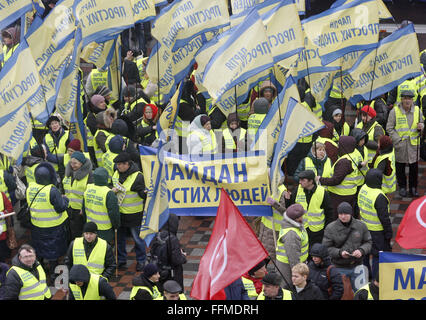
left=230, top=0, right=261, bottom=15
left=156, top=81, right=183, bottom=142
left=108, top=38, right=122, bottom=103
left=336, top=24, right=422, bottom=105
left=251, top=75, right=301, bottom=165
left=55, top=28, right=83, bottom=122
left=332, top=0, right=392, bottom=20
left=80, top=38, right=116, bottom=71
left=229, top=0, right=280, bottom=28
left=202, top=9, right=274, bottom=103
left=379, top=251, right=426, bottom=300
left=140, top=147, right=273, bottom=216
left=0, top=40, right=41, bottom=160
left=260, top=0, right=304, bottom=66
left=130, top=0, right=156, bottom=24
left=270, top=97, right=324, bottom=198
left=74, top=0, right=134, bottom=46
left=0, top=0, right=33, bottom=30
left=302, top=0, right=380, bottom=66
left=151, top=0, right=230, bottom=52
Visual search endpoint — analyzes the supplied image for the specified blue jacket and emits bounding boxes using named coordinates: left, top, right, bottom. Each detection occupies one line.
left=224, top=278, right=249, bottom=300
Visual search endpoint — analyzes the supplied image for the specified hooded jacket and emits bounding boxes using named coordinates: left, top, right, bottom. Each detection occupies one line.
left=307, top=243, right=344, bottom=300
left=2, top=254, right=48, bottom=300
left=68, top=264, right=116, bottom=300
left=317, top=121, right=338, bottom=163
left=187, top=114, right=216, bottom=155
left=131, top=274, right=161, bottom=300
left=2, top=26, right=20, bottom=50
left=294, top=149, right=330, bottom=182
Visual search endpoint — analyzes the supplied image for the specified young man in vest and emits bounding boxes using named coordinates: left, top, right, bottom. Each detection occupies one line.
left=68, top=264, right=116, bottom=300
left=357, top=169, right=392, bottom=280
left=257, top=272, right=294, bottom=300
left=3, top=244, right=51, bottom=300
left=130, top=263, right=162, bottom=300
left=112, top=152, right=147, bottom=272
left=386, top=90, right=425, bottom=197
left=275, top=204, right=308, bottom=290
left=288, top=170, right=334, bottom=248
left=64, top=222, right=116, bottom=282
left=83, top=167, right=120, bottom=245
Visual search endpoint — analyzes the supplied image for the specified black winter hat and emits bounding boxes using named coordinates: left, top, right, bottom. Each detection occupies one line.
left=262, top=272, right=281, bottom=286
left=337, top=202, right=353, bottom=215
left=142, top=263, right=159, bottom=278
left=83, top=222, right=98, bottom=233
left=113, top=151, right=131, bottom=163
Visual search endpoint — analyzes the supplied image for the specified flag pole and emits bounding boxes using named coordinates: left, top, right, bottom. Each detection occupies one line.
left=267, top=254, right=295, bottom=293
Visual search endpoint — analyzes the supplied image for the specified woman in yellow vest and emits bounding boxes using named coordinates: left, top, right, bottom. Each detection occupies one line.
left=294, top=142, right=333, bottom=183
left=1, top=27, right=19, bottom=69
left=93, top=107, right=117, bottom=167
left=22, top=144, right=47, bottom=185
left=3, top=244, right=51, bottom=300
left=350, top=128, right=369, bottom=187
left=330, top=108, right=351, bottom=143
left=221, top=113, right=247, bottom=153
left=43, top=116, right=73, bottom=178
left=62, top=139, right=90, bottom=169
left=26, top=162, right=69, bottom=284
left=68, top=264, right=116, bottom=300
left=136, top=104, right=159, bottom=146
left=187, top=115, right=217, bottom=155
left=371, top=135, right=396, bottom=195
left=63, top=152, right=93, bottom=240
left=130, top=263, right=162, bottom=300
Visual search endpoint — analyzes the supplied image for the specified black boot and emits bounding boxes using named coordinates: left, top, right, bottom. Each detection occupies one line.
left=409, top=188, right=419, bottom=197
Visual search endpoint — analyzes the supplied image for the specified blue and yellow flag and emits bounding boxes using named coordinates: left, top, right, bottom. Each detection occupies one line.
left=379, top=251, right=426, bottom=300
left=80, top=38, right=116, bottom=72
left=269, top=97, right=324, bottom=199
left=332, top=0, right=393, bottom=20
left=302, top=0, right=380, bottom=66
left=0, top=0, right=33, bottom=30
left=130, top=0, right=156, bottom=24
left=230, top=0, right=261, bottom=15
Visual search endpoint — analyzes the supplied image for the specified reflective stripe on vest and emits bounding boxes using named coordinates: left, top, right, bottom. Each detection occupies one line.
left=175, top=116, right=190, bottom=138
left=373, top=151, right=397, bottom=194
left=84, top=117, right=94, bottom=147
left=84, top=184, right=113, bottom=230
left=188, top=130, right=217, bottom=153
left=94, top=129, right=113, bottom=166
left=295, top=185, right=326, bottom=232
left=328, top=152, right=362, bottom=196
left=241, top=277, right=258, bottom=299
left=304, top=157, right=333, bottom=179
left=356, top=121, right=382, bottom=161
left=8, top=265, right=51, bottom=300
left=394, top=105, right=421, bottom=146
left=276, top=227, right=309, bottom=264
left=63, top=174, right=89, bottom=210
left=352, top=147, right=367, bottom=186
left=26, top=183, right=67, bottom=228
left=0, top=170, right=11, bottom=199
left=112, top=171, right=144, bottom=214
left=358, top=185, right=389, bottom=232
left=102, top=151, right=117, bottom=181
left=262, top=185, right=286, bottom=231
left=222, top=128, right=246, bottom=150
left=0, top=195, right=6, bottom=233
left=69, top=273, right=101, bottom=300
left=130, top=285, right=162, bottom=300
left=72, top=237, right=107, bottom=275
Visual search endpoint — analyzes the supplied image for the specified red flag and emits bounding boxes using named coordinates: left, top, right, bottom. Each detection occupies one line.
left=395, top=196, right=426, bottom=249
left=190, top=189, right=269, bottom=300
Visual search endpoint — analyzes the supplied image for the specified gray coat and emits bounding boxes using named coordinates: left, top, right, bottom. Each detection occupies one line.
left=322, top=217, right=372, bottom=269
left=386, top=103, right=424, bottom=164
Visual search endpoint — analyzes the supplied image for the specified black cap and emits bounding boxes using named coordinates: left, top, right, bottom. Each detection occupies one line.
left=298, top=170, right=315, bottom=181
left=261, top=272, right=281, bottom=286
left=163, top=280, right=182, bottom=293
left=400, top=90, right=414, bottom=98
left=83, top=222, right=98, bottom=233
left=46, top=115, right=60, bottom=127
left=113, top=152, right=131, bottom=163
left=248, top=259, right=266, bottom=276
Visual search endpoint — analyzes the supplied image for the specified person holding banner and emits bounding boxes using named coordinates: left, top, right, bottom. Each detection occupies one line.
left=386, top=90, right=425, bottom=197
left=0, top=26, right=19, bottom=69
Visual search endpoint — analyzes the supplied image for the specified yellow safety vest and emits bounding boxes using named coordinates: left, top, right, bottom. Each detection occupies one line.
left=135, top=56, right=148, bottom=81
left=394, top=105, right=421, bottom=146
left=261, top=185, right=286, bottom=231
left=69, top=273, right=102, bottom=300
left=332, top=122, right=351, bottom=142
left=329, top=83, right=344, bottom=99
left=373, top=151, right=396, bottom=194
left=94, top=129, right=113, bottom=167
left=63, top=152, right=90, bottom=169
left=222, top=128, right=246, bottom=150
left=112, top=171, right=144, bottom=214
left=352, top=147, right=368, bottom=186
left=72, top=237, right=107, bottom=275
left=188, top=130, right=217, bottom=153
left=130, top=285, right=162, bottom=300
left=44, top=130, right=70, bottom=171
left=84, top=117, right=95, bottom=148
left=241, top=277, right=258, bottom=299
left=276, top=226, right=309, bottom=264
left=355, top=284, right=374, bottom=300
left=8, top=265, right=51, bottom=300
left=328, top=152, right=362, bottom=196
left=0, top=170, right=11, bottom=200
left=84, top=184, right=113, bottom=230
left=90, top=69, right=109, bottom=92
left=396, top=78, right=418, bottom=103
left=295, top=185, right=326, bottom=232
left=139, top=119, right=159, bottom=142
left=26, top=183, right=68, bottom=228
left=247, top=113, right=266, bottom=138
left=25, top=163, right=39, bottom=185
left=316, top=137, right=338, bottom=149
left=102, top=151, right=117, bottom=182
left=122, top=97, right=149, bottom=115
left=257, top=290, right=293, bottom=300
left=0, top=195, right=6, bottom=234
left=356, top=121, right=382, bottom=162
left=174, top=115, right=190, bottom=138
left=236, top=102, right=251, bottom=122
left=358, top=185, right=389, bottom=232
left=1, top=43, right=18, bottom=67
left=63, top=174, right=90, bottom=210
left=304, top=156, right=333, bottom=179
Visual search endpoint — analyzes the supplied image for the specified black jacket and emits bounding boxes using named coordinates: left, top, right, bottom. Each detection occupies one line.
left=131, top=274, right=161, bottom=300
left=292, top=280, right=325, bottom=300
left=3, top=255, right=50, bottom=300
left=64, top=237, right=117, bottom=281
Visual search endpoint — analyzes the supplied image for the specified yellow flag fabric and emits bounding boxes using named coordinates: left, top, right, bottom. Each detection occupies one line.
left=151, top=0, right=230, bottom=52
left=294, top=0, right=306, bottom=15
left=332, top=0, right=393, bottom=20
left=108, top=38, right=122, bottom=103
left=80, top=39, right=116, bottom=71
left=302, top=0, right=380, bottom=66
left=336, top=24, right=422, bottom=105
left=0, top=0, right=32, bottom=30
left=229, top=0, right=280, bottom=28
left=379, top=252, right=426, bottom=300
left=130, top=0, right=156, bottom=23
left=157, top=82, right=183, bottom=142
left=230, top=0, right=261, bottom=15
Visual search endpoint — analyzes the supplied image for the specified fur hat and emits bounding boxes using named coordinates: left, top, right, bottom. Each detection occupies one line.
left=83, top=222, right=97, bottom=233
left=286, top=203, right=305, bottom=220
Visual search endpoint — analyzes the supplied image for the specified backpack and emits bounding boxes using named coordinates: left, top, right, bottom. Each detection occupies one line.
left=326, top=265, right=354, bottom=300
left=148, top=234, right=173, bottom=281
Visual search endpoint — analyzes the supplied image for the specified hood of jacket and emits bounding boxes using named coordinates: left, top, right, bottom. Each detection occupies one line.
left=108, top=135, right=125, bottom=154
left=160, top=213, right=179, bottom=236
left=2, top=26, right=20, bottom=48
left=34, top=162, right=57, bottom=185
left=310, top=243, right=329, bottom=260
left=252, top=97, right=269, bottom=114
left=365, top=168, right=383, bottom=189
left=24, top=155, right=45, bottom=167
left=64, top=157, right=93, bottom=180
left=318, top=121, right=334, bottom=139
left=350, top=127, right=368, bottom=145
left=338, top=135, right=356, bottom=157
left=69, top=264, right=91, bottom=284
left=93, top=167, right=110, bottom=186
left=259, top=80, right=277, bottom=97
left=111, top=119, right=129, bottom=137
